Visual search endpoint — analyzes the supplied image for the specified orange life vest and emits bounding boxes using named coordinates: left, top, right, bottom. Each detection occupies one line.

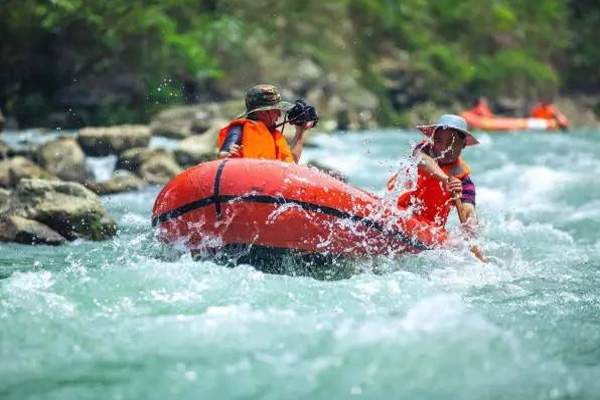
left=387, top=158, right=471, bottom=227
left=469, top=100, right=494, bottom=118
left=217, top=118, right=295, bottom=163
left=531, top=103, right=569, bottom=128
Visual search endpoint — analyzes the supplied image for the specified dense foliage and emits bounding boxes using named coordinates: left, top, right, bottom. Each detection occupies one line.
left=0, top=0, right=597, bottom=126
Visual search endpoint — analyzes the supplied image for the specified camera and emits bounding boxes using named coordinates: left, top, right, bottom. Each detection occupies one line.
left=287, top=100, right=319, bottom=127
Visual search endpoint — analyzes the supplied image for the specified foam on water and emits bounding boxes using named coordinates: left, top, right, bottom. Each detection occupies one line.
left=1, top=129, right=600, bottom=399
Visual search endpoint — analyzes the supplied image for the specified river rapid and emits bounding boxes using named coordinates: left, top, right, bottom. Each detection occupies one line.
left=1, top=128, right=599, bottom=399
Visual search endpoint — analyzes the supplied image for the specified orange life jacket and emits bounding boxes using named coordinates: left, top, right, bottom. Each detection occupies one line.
left=387, top=158, right=471, bottom=227
left=217, top=118, right=295, bottom=163
left=469, top=100, right=494, bottom=118
left=531, top=103, right=569, bottom=128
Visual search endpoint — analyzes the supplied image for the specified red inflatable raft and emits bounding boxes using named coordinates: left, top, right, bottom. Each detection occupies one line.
left=461, top=110, right=560, bottom=131
left=152, top=159, right=446, bottom=261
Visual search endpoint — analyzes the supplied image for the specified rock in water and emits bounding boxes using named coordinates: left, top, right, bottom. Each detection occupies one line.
left=117, top=148, right=181, bottom=184
left=86, top=170, right=146, bottom=195
left=36, top=136, right=87, bottom=182
left=77, top=125, right=151, bottom=156
left=138, top=155, right=181, bottom=184
left=0, top=215, right=66, bottom=245
left=8, top=179, right=117, bottom=241
left=173, top=125, right=221, bottom=167
left=0, top=157, right=53, bottom=188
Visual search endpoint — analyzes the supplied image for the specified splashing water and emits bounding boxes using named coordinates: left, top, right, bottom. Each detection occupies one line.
left=1, top=128, right=600, bottom=399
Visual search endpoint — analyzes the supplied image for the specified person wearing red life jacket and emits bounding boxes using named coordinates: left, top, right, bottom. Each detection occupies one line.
left=387, top=114, right=480, bottom=232
left=530, top=101, right=569, bottom=130
left=468, top=96, right=494, bottom=118
left=217, top=84, right=314, bottom=163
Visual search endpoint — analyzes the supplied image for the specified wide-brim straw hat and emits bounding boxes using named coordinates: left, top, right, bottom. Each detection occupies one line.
left=236, top=84, right=294, bottom=118
left=417, top=114, right=479, bottom=146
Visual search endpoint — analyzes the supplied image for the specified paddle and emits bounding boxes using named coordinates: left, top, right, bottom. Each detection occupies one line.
left=454, top=198, right=487, bottom=263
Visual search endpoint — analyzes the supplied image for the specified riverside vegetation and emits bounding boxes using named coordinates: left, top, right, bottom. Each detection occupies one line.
left=1, top=0, right=600, bottom=129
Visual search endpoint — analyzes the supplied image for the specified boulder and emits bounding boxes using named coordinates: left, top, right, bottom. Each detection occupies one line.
left=116, top=147, right=166, bottom=172
left=86, top=170, right=146, bottom=195
left=8, top=179, right=117, bottom=241
left=190, top=109, right=213, bottom=134
left=150, top=100, right=243, bottom=138
left=172, top=121, right=223, bottom=167
left=0, top=108, right=5, bottom=133
left=116, top=148, right=181, bottom=184
left=150, top=106, right=198, bottom=139
left=0, top=157, right=54, bottom=188
left=287, top=59, right=324, bottom=94
left=77, top=125, right=151, bottom=156
left=0, top=215, right=66, bottom=245
left=139, top=154, right=182, bottom=184
left=36, top=136, right=87, bottom=182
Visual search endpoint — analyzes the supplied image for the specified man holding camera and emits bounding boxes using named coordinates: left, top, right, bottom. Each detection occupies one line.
left=217, top=84, right=316, bottom=163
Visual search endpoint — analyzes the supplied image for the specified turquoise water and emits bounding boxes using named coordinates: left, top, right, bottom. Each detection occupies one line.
left=1, top=129, right=600, bottom=399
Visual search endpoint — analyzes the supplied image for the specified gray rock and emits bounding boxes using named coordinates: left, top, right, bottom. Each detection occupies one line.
left=116, top=148, right=181, bottom=184
left=173, top=121, right=223, bottom=167
left=78, top=125, right=151, bottom=156
left=287, top=59, right=324, bottom=93
left=0, top=215, right=66, bottom=245
left=36, top=136, right=87, bottom=182
left=0, top=156, right=54, bottom=188
left=150, top=105, right=198, bottom=139
left=190, top=110, right=213, bottom=134
left=86, top=170, right=146, bottom=195
left=116, top=147, right=167, bottom=172
left=9, top=179, right=117, bottom=241
left=139, top=154, right=182, bottom=184
left=150, top=100, right=244, bottom=139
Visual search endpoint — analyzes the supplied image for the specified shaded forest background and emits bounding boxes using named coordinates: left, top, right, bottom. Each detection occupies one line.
left=1, top=0, right=599, bottom=128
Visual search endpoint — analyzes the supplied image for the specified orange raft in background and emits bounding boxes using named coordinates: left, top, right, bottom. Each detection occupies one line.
left=461, top=110, right=561, bottom=132
left=152, top=159, right=447, bottom=263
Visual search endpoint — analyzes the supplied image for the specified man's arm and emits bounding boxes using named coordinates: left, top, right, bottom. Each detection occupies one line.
left=217, top=125, right=243, bottom=159
left=414, top=151, right=447, bottom=181
left=459, top=175, right=478, bottom=235
left=289, top=122, right=312, bottom=163
left=414, top=151, right=463, bottom=194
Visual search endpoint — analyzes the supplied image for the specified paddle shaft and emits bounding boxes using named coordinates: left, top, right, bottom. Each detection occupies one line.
left=454, top=198, right=487, bottom=263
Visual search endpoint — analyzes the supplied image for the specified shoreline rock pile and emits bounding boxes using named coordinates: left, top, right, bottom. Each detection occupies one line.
left=0, top=179, right=117, bottom=245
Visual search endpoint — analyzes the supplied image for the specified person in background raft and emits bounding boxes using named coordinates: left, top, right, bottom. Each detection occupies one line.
left=468, top=96, right=494, bottom=118
left=530, top=100, right=569, bottom=130
left=387, top=114, right=479, bottom=232
left=217, top=84, right=313, bottom=163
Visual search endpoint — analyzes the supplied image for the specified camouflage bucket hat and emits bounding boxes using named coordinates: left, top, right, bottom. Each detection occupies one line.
left=238, top=84, right=293, bottom=118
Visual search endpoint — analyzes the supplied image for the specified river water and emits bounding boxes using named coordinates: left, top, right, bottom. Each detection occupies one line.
left=1, top=128, right=599, bottom=399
